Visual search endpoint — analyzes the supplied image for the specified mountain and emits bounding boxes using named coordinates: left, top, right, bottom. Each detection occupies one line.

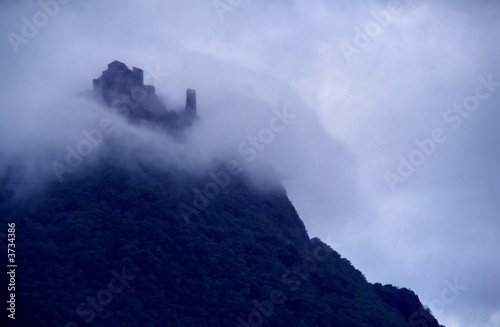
left=0, top=62, right=444, bottom=327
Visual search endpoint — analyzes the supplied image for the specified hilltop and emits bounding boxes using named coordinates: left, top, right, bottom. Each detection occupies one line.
left=0, top=63, right=444, bottom=327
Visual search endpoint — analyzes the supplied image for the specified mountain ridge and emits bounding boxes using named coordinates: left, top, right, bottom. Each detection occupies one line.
left=1, top=158, right=442, bottom=327
left=0, top=62, right=444, bottom=327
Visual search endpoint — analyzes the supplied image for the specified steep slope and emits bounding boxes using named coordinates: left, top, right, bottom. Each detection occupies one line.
left=1, top=159, right=442, bottom=327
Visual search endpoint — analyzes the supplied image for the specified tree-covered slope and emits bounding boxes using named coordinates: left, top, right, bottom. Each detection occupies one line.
left=1, top=161, right=442, bottom=327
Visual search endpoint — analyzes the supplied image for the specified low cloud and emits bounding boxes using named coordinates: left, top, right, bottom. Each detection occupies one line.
left=1, top=1, right=499, bottom=326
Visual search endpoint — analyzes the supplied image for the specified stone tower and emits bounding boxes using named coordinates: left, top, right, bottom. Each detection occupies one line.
left=185, top=89, right=197, bottom=117
left=93, top=61, right=197, bottom=128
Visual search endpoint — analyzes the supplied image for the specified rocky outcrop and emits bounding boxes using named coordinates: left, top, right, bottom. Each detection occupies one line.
left=374, top=283, right=443, bottom=327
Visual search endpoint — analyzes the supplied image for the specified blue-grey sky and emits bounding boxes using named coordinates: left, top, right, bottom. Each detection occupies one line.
left=1, top=1, right=499, bottom=326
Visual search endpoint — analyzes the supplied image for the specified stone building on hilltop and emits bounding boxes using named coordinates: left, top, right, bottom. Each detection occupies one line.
left=93, top=60, right=196, bottom=127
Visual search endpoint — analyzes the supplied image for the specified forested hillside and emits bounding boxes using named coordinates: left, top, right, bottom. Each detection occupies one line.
left=1, top=159, right=442, bottom=327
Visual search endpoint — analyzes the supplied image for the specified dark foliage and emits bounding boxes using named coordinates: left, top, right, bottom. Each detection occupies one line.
left=0, top=160, right=443, bottom=327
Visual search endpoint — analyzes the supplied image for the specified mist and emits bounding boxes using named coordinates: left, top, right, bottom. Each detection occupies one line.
left=1, top=1, right=500, bottom=326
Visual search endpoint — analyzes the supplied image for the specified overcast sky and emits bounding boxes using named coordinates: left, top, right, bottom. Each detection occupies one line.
left=1, top=1, right=500, bottom=326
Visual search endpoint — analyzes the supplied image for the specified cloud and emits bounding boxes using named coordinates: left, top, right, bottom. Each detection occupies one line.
left=1, top=0, right=499, bottom=326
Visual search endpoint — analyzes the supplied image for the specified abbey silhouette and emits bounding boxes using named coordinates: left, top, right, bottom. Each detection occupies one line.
left=93, top=60, right=196, bottom=127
